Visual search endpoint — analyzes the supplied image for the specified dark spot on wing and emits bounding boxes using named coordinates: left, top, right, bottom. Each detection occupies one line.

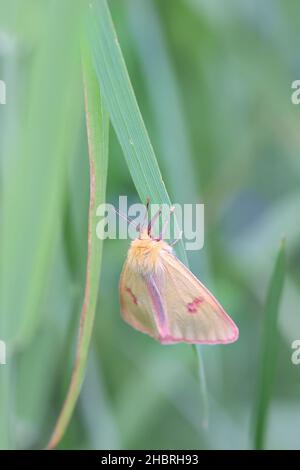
left=125, top=287, right=138, bottom=305
left=187, top=297, right=204, bottom=313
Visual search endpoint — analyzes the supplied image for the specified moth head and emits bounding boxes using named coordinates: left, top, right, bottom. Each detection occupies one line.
left=127, top=235, right=172, bottom=274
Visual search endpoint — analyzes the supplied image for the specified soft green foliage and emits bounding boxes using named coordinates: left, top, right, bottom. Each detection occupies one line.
left=88, top=0, right=187, bottom=263
left=254, top=241, right=286, bottom=450
left=0, top=0, right=299, bottom=450
left=46, top=45, right=109, bottom=449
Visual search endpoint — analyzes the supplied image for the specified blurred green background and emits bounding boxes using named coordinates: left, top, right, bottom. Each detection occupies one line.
left=1, top=0, right=300, bottom=450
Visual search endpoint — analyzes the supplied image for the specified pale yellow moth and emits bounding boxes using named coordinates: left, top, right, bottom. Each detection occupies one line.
left=119, top=201, right=239, bottom=345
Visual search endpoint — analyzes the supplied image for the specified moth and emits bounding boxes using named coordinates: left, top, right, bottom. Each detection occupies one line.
left=119, top=201, right=239, bottom=345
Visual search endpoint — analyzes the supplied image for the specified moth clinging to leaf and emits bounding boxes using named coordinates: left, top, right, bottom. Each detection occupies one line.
left=119, top=200, right=239, bottom=345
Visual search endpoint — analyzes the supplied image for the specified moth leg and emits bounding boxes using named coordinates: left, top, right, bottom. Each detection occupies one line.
left=148, top=206, right=162, bottom=235
left=170, top=230, right=183, bottom=247
left=159, top=206, right=175, bottom=240
left=137, top=197, right=150, bottom=234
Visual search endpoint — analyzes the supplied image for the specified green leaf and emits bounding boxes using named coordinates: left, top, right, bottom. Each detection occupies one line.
left=253, top=240, right=286, bottom=450
left=88, top=0, right=187, bottom=264
left=88, top=0, right=209, bottom=426
left=46, top=47, right=109, bottom=449
left=125, top=0, right=210, bottom=426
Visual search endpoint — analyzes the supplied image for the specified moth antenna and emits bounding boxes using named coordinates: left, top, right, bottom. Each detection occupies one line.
left=138, top=197, right=151, bottom=234
left=170, top=230, right=183, bottom=246
left=148, top=207, right=162, bottom=235
left=159, top=206, right=175, bottom=240
left=112, top=207, right=139, bottom=228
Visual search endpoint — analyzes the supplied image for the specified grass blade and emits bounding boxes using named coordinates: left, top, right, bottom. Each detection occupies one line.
left=126, top=0, right=210, bottom=426
left=253, top=240, right=286, bottom=449
left=125, top=0, right=200, bottom=205
left=88, top=0, right=209, bottom=426
left=88, top=0, right=187, bottom=264
left=46, top=49, right=109, bottom=449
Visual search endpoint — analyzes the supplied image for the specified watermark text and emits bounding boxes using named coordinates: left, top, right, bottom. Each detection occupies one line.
left=291, top=80, right=300, bottom=104
left=0, top=340, right=6, bottom=365
left=291, top=340, right=300, bottom=365
left=96, top=196, right=204, bottom=251
left=0, top=80, right=6, bottom=104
